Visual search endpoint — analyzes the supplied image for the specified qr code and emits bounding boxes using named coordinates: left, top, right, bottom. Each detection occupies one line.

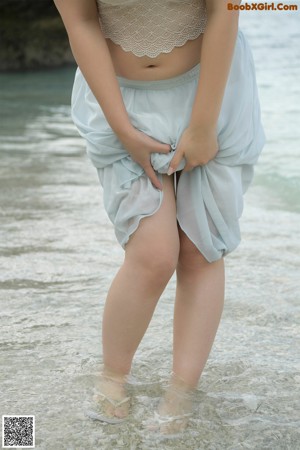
left=2, top=415, right=35, bottom=448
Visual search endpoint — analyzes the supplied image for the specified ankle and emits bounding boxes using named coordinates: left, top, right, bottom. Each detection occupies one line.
left=168, top=371, right=198, bottom=393
left=101, top=365, right=129, bottom=384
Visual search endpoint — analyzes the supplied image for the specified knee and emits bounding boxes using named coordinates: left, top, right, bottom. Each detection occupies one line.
left=125, top=242, right=179, bottom=284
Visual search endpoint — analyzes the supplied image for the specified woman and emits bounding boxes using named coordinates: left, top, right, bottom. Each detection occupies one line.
left=54, top=0, right=265, bottom=436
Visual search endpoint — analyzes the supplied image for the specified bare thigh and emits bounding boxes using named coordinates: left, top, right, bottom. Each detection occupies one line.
left=125, top=174, right=180, bottom=269
left=175, top=169, right=213, bottom=268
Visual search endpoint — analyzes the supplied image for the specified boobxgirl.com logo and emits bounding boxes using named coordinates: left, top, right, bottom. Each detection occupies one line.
left=227, top=2, right=298, bottom=10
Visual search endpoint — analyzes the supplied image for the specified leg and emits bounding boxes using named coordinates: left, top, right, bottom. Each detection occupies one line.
left=154, top=226, right=224, bottom=433
left=102, top=174, right=179, bottom=374
left=172, top=226, right=225, bottom=387
left=96, top=175, right=179, bottom=418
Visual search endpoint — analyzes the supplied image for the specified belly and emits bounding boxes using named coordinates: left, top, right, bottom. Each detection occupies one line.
left=106, top=34, right=204, bottom=80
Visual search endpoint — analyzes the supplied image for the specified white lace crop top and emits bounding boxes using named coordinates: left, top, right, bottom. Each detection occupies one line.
left=96, top=0, right=208, bottom=58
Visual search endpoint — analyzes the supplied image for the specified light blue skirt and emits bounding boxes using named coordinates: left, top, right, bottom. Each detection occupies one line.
left=71, top=28, right=266, bottom=262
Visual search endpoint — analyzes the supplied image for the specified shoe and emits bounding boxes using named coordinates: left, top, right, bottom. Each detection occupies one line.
left=142, top=410, right=194, bottom=439
left=142, top=371, right=197, bottom=438
left=84, top=370, right=131, bottom=424
left=84, top=392, right=131, bottom=424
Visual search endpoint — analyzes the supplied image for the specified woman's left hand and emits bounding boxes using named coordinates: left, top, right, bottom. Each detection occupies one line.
left=168, top=125, right=219, bottom=174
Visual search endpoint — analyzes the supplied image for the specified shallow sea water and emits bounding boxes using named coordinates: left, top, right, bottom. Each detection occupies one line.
left=0, top=8, right=300, bottom=450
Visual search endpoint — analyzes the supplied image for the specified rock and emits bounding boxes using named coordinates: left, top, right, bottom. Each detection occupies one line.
left=0, top=0, right=75, bottom=71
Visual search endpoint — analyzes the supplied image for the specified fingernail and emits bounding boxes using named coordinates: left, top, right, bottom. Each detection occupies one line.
left=167, top=167, right=175, bottom=176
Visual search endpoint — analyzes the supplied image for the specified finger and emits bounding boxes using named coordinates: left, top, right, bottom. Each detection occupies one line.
left=161, top=143, right=173, bottom=154
left=150, top=142, right=172, bottom=154
left=182, top=164, right=192, bottom=173
left=167, top=151, right=183, bottom=176
left=144, top=165, right=163, bottom=191
left=182, top=162, right=196, bottom=173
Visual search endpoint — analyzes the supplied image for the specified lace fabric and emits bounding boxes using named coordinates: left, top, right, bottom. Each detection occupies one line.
left=96, top=0, right=207, bottom=58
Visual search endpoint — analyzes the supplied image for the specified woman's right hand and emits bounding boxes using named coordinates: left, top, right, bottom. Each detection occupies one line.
left=118, top=127, right=172, bottom=190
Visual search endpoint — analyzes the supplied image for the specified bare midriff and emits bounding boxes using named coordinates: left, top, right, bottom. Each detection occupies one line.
left=106, top=34, right=204, bottom=81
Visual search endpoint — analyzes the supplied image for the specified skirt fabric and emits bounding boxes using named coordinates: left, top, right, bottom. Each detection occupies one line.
left=71, top=28, right=266, bottom=263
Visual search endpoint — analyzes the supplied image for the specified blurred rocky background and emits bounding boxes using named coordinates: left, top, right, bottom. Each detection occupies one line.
left=0, top=0, right=74, bottom=71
